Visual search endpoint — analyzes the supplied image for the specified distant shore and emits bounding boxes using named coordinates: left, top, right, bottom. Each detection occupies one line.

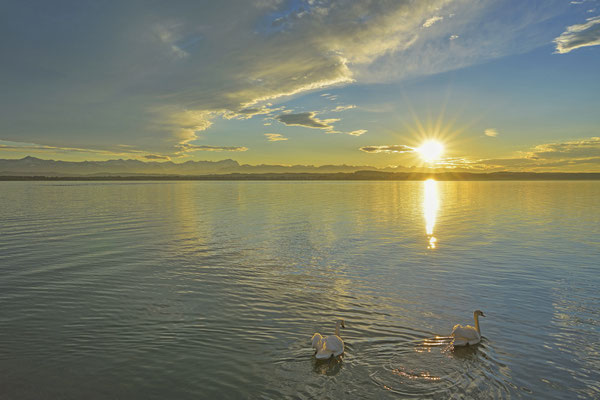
left=1, top=171, right=599, bottom=181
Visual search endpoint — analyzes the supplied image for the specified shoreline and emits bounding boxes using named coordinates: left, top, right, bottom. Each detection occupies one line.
left=1, top=171, right=599, bottom=181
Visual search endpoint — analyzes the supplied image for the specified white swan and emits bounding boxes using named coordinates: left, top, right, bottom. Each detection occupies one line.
left=311, top=319, right=345, bottom=359
left=451, top=310, right=485, bottom=346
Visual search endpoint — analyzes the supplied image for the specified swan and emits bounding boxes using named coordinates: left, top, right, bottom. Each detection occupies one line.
left=451, top=310, right=485, bottom=346
left=311, top=319, right=345, bottom=359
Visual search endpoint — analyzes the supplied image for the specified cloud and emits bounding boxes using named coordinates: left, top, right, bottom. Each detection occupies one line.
left=449, top=34, right=459, bottom=40
left=0, top=0, right=575, bottom=157
left=525, top=137, right=600, bottom=159
left=143, top=154, right=171, bottom=160
left=223, top=105, right=283, bottom=120
left=484, top=128, right=498, bottom=137
left=180, top=144, right=248, bottom=152
left=347, top=130, right=367, bottom=136
left=275, top=112, right=339, bottom=131
left=332, top=105, right=356, bottom=112
left=554, top=16, right=600, bottom=53
left=360, top=145, right=414, bottom=153
left=0, top=139, right=145, bottom=157
left=452, top=137, right=600, bottom=171
left=11, top=0, right=470, bottom=155
left=359, top=1, right=571, bottom=83
left=423, top=16, right=443, bottom=28
left=264, top=133, right=287, bottom=141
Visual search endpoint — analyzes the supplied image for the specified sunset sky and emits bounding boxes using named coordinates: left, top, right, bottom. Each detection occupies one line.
left=1, top=0, right=599, bottom=171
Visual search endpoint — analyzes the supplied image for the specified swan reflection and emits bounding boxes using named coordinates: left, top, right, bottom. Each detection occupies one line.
left=423, top=179, right=439, bottom=249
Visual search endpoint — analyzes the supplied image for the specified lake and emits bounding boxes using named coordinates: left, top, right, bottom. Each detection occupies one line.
left=0, top=181, right=598, bottom=399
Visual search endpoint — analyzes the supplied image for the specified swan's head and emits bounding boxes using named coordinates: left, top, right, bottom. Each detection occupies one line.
left=339, top=319, right=346, bottom=329
left=474, top=310, right=486, bottom=317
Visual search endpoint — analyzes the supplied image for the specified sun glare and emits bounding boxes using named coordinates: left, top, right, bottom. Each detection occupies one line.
left=417, top=140, right=444, bottom=163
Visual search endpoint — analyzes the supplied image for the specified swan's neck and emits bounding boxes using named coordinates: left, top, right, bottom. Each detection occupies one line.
left=335, top=321, right=341, bottom=336
left=473, top=313, right=481, bottom=335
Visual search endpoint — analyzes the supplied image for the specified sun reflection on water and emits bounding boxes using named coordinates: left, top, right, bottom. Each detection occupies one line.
left=423, top=179, right=439, bottom=249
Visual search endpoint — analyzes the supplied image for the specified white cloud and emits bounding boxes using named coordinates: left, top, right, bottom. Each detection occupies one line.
left=347, top=129, right=367, bottom=136
left=223, top=105, right=283, bottom=120
left=332, top=105, right=357, bottom=112
left=264, top=133, right=287, bottom=141
left=0, top=139, right=151, bottom=159
left=357, top=1, right=571, bottom=83
left=423, top=16, right=443, bottom=28
left=554, top=16, right=600, bottom=53
left=484, top=128, right=498, bottom=137
left=179, top=144, right=248, bottom=152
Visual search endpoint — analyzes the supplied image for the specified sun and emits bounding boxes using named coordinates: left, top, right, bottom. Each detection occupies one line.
left=416, top=140, right=444, bottom=162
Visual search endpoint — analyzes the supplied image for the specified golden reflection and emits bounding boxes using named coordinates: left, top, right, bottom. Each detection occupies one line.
left=391, top=367, right=442, bottom=381
left=423, top=179, right=439, bottom=249
left=416, top=336, right=453, bottom=353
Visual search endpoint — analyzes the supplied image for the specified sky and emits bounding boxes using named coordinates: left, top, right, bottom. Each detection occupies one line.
left=1, top=0, right=599, bottom=172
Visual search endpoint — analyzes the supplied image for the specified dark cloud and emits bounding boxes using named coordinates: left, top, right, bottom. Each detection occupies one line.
left=144, top=154, right=171, bottom=160
left=360, top=145, right=414, bottom=153
left=275, top=112, right=338, bottom=130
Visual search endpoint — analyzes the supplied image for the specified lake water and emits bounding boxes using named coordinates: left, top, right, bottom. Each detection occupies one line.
left=0, top=181, right=598, bottom=399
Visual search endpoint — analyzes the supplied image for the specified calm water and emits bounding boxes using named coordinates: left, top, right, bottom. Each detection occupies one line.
left=0, top=181, right=598, bottom=399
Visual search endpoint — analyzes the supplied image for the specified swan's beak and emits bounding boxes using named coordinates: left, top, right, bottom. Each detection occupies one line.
left=481, top=312, right=486, bottom=317
left=341, top=322, right=346, bottom=329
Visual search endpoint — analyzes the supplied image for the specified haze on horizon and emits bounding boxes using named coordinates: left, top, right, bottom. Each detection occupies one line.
left=1, top=0, right=599, bottom=172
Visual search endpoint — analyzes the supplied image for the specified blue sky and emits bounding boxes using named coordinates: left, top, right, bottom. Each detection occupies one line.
left=1, top=0, right=599, bottom=171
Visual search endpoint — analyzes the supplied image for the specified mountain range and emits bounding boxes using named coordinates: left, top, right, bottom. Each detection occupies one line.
left=0, top=156, right=394, bottom=176
left=1, top=157, right=599, bottom=180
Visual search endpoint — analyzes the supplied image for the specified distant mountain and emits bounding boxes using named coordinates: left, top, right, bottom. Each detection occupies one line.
left=0, top=156, right=395, bottom=176
left=3, top=157, right=598, bottom=179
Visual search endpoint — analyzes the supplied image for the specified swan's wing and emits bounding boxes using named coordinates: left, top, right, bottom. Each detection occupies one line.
left=451, top=324, right=463, bottom=334
left=315, top=349, right=334, bottom=359
left=324, top=335, right=344, bottom=356
left=451, top=325, right=479, bottom=341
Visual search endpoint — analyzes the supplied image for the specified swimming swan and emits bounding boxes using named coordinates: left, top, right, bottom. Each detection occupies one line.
left=311, top=319, right=345, bottom=359
left=451, top=310, right=485, bottom=346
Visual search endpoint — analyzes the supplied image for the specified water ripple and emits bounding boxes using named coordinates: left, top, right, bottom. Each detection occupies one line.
left=0, top=181, right=598, bottom=399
